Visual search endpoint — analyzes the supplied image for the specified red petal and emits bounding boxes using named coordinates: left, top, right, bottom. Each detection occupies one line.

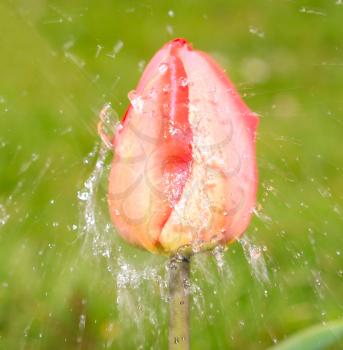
left=159, top=41, right=258, bottom=250
left=108, top=40, right=192, bottom=252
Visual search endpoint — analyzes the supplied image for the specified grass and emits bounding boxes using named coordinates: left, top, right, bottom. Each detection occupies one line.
left=0, top=0, right=342, bottom=349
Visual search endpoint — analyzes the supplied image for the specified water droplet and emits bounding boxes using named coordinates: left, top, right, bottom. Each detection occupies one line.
left=250, top=246, right=262, bottom=259
left=95, top=44, right=103, bottom=58
left=128, top=90, right=144, bottom=113
left=179, top=77, right=188, bottom=87
left=158, top=63, right=168, bottom=74
left=79, top=314, right=86, bottom=329
left=189, top=104, right=199, bottom=113
left=168, top=10, right=175, bottom=17
left=240, top=238, right=269, bottom=284
left=166, top=25, right=174, bottom=35
left=107, top=40, right=124, bottom=59
left=102, top=249, right=111, bottom=258
left=162, top=84, right=170, bottom=93
left=77, top=190, right=89, bottom=201
left=0, top=203, right=9, bottom=226
left=213, top=245, right=225, bottom=271
left=249, top=25, right=265, bottom=38
left=138, top=60, right=146, bottom=72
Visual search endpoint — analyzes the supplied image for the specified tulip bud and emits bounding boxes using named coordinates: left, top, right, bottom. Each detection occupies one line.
left=106, top=38, right=258, bottom=254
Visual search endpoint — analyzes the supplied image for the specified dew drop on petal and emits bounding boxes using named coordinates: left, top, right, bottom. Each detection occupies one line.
left=158, top=63, right=168, bottom=74
left=179, top=77, right=188, bottom=87
left=128, top=90, right=144, bottom=113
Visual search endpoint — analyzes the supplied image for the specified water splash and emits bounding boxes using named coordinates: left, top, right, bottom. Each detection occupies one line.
left=76, top=137, right=273, bottom=336
left=76, top=139, right=169, bottom=345
left=78, top=143, right=112, bottom=258
left=240, top=236, right=270, bottom=284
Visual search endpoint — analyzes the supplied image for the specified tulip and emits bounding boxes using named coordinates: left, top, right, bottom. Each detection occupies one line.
left=99, top=38, right=259, bottom=350
left=106, top=38, right=258, bottom=255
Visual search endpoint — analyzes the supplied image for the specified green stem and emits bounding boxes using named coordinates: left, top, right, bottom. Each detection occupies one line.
left=169, top=254, right=191, bottom=350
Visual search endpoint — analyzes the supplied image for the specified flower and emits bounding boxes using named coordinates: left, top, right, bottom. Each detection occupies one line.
left=106, top=38, right=258, bottom=254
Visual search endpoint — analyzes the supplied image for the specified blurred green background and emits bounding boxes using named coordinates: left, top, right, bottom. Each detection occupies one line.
left=0, top=0, right=343, bottom=349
